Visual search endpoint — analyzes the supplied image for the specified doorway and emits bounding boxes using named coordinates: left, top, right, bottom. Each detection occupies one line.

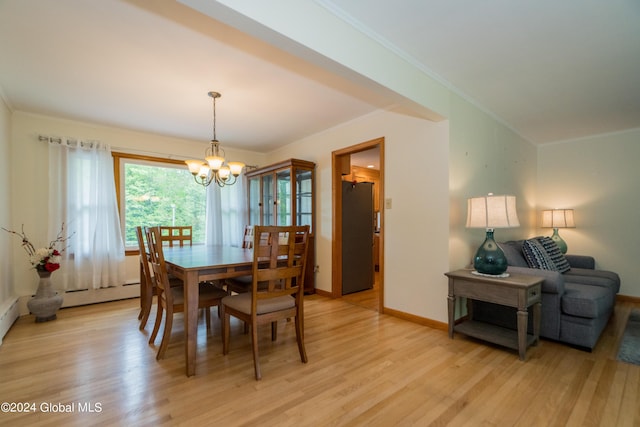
left=332, top=137, right=384, bottom=312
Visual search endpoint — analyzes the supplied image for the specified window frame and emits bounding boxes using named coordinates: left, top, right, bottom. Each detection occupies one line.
left=113, top=152, right=201, bottom=255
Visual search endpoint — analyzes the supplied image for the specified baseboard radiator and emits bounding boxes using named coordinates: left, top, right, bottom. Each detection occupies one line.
left=0, top=297, right=20, bottom=345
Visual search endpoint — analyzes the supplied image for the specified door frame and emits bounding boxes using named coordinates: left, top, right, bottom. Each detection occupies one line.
left=331, top=137, right=384, bottom=312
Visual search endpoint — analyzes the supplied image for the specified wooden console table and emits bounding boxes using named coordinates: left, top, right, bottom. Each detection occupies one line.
left=445, top=269, right=543, bottom=360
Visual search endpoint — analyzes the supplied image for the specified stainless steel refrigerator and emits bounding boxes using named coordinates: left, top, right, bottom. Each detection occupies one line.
left=342, top=181, right=374, bottom=295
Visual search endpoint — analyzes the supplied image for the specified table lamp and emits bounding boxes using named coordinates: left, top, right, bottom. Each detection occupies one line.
left=541, top=209, right=575, bottom=254
left=466, top=194, right=520, bottom=275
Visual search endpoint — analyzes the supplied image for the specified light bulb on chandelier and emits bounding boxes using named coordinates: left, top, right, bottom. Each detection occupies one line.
left=185, top=91, right=245, bottom=187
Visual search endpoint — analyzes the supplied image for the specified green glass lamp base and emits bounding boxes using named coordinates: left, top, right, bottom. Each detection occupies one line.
left=473, top=230, right=508, bottom=276
left=550, top=228, right=568, bottom=254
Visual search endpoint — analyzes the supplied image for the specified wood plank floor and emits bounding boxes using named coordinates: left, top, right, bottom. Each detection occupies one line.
left=0, top=295, right=638, bottom=426
left=341, top=272, right=380, bottom=312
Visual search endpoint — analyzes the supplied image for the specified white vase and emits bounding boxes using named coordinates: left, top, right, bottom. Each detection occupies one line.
left=27, top=271, right=63, bottom=322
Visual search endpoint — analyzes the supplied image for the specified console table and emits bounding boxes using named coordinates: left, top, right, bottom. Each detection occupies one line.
left=445, top=269, right=543, bottom=360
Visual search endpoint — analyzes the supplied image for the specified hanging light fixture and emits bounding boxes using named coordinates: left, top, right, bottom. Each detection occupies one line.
left=185, top=91, right=245, bottom=187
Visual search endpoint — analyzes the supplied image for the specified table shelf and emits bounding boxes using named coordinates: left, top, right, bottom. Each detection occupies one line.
left=454, top=320, right=538, bottom=351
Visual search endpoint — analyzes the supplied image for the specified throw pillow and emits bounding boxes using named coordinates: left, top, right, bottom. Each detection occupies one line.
left=535, top=236, right=571, bottom=273
left=522, top=238, right=557, bottom=271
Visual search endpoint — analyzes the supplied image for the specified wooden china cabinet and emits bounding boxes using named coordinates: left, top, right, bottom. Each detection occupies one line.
left=246, top=158, right=316, bottom=292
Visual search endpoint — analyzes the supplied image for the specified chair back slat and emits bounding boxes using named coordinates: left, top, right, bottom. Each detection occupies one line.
left=242, top=225, right=255, bottom=249
left=136, top=226, right=155, bottom=329
left=145, top=226, right=173, bottom=307
left=159, top=225, right=193, bottom=247
left=135, top=226, right=152, bottom=285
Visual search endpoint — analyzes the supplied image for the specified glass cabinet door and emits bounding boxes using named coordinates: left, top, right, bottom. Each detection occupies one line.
left=261, top=173, right=274, bottom=225
left=295, top=168, right=313, bottom=233
left=276, top=169, right=291, bottom=226
left=247, top=176, right=261, bottom=226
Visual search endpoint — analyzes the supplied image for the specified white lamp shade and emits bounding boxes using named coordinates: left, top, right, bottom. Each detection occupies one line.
left=541, top=209, right=575, bottom=228
left=197, top=164, right=210, bottom=179
left=185, top=159, right=204, bottom=175
left=218, top=166, right=231, bottom=180
left=227, top=161, right=245, bottom=176
left=466, top=194, right=520, bottom=229
left=205, top=155, right=225, bottom=171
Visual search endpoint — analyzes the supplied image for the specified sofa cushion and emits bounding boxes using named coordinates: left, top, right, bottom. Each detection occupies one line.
left=561, top=282, right=614, bottom=319
left=536, top=236, right=571, bottom=273
left=499, top=241, right=529, bottom=267
left=564, top=268, right=621, bottom=293
left=522, top=238, right=557, bottom=270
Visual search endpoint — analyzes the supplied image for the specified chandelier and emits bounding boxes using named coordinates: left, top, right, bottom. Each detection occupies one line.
left=185, top=91, right=245, bottom=187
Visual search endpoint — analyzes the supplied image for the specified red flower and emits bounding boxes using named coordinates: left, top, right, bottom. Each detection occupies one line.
left=45, top=262, right=60, bottom=272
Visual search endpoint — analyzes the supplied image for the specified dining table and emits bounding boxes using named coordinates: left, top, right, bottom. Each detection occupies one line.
left=159, top=244, right=254, bottom=376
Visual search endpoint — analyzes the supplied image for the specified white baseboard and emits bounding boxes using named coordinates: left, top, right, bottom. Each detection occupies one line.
left=16, top=283, right=141, bottom=316
left=0, top=297, right=20, bottom=345
left=61, top=283, right=140, bottom=307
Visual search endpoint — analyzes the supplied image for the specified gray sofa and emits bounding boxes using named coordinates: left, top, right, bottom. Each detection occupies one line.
left=471, top=239, right=620, bottom=350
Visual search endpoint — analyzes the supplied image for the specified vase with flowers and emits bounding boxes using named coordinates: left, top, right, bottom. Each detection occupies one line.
left=2, top=224, right=72, bottom=322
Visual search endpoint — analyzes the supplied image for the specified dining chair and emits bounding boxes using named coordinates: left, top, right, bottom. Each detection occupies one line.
left=159, top=225, right=193, bottom=247
left=221, top=225, right=310, bottom=380
left=145, top=226, right=229, bottom=360
left=136, top=226, right=186, bottom=330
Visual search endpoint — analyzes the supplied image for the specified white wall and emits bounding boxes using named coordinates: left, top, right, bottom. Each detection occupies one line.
left=538, top=129, right=640, bottom=297
left=0, top=96, right=13, bottom=305
left=268, top=108, right=450, bottom=320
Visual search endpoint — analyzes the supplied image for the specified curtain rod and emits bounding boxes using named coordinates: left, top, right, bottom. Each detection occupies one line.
left=38, top=134, right=102, bottom=149
left=40, top=135, right=191, bottom=160
left=39, top=135, right=257, bottom=169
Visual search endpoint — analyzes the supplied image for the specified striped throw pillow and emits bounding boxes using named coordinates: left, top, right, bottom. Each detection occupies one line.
left=536, top=236, right=571, bottom=273
left=522, top=238, right=557, bottom=271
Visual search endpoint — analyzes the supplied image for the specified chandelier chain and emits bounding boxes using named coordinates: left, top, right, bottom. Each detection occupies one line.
left=210, top=91, right=220, bottom=143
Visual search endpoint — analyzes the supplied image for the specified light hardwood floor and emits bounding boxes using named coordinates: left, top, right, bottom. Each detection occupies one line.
left=341, top=272, right=380, bottom=312
left=0, top=295, right=638, bottom=426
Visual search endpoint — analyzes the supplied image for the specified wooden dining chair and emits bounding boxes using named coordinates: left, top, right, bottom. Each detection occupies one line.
left=136, top=226, right=186, bottom=330
left=221, top=225, right=310, bottom=380
left=159, top=225, right=192, bottom=247
left=145, top=226, right=228, bottom=360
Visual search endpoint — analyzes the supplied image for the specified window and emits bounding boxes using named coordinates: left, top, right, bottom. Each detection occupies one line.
left=113, top=153, right=207, bottom=251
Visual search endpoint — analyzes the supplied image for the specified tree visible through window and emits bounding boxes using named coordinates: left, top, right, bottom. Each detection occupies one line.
left=114, top=153, right=207, bottom=249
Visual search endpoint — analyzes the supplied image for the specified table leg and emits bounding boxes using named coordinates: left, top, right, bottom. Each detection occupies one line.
left=532, top=301, right=541, bottom=346
left=447, top=294, right=455, bottom=338
left=184, top=270, right=200, bottom=377
left=517, top=307, right=528, bottom=361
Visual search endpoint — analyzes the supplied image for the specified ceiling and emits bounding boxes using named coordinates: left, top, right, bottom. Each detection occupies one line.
left=1, top=0, right=639, bottom=159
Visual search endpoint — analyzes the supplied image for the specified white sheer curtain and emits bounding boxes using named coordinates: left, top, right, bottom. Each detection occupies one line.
left=48, top=138, right=125, bottom=290
left=205, top=174, right=247, bottom=247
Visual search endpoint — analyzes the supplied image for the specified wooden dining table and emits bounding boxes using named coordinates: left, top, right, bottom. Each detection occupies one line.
left=160, top=245, right=253, bottom=376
